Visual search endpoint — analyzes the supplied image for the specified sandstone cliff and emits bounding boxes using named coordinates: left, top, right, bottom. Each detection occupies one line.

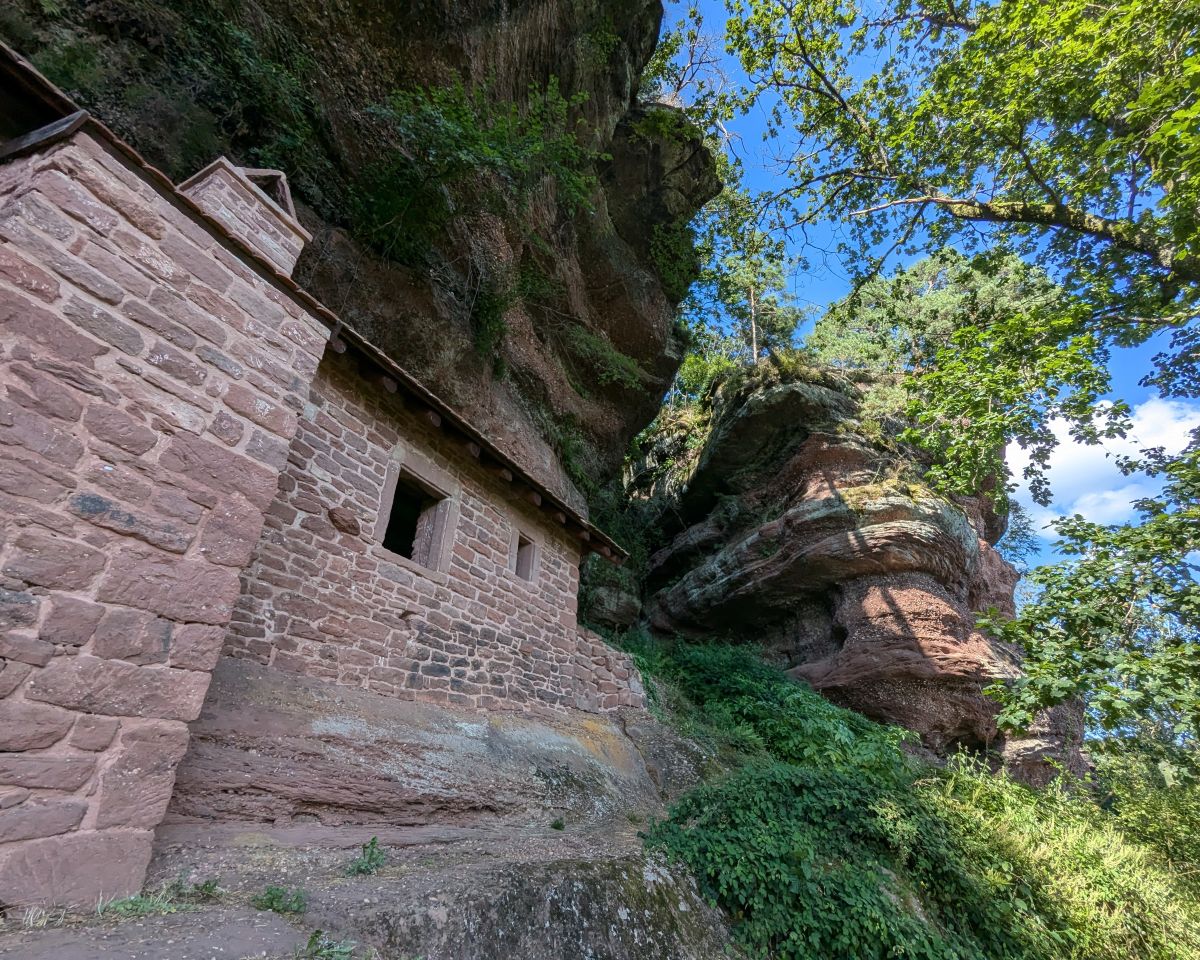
left=1, top=0, right=719, bottom=510
left=612, top=360, right=1083, bottom=780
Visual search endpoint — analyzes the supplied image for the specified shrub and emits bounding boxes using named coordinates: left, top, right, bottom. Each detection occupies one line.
left=355, top=78, right=602, bottom=263
left=251, top=885, right=307, bottom=915
left=634, top=639, right=1200, bottom=960
left=345, top=837, right=387, bottom=877
left=563, top=325, right=647, bottom=392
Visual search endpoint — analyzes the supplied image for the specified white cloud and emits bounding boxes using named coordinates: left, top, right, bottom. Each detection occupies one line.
left=1008, top=397, right=1200, bottom=539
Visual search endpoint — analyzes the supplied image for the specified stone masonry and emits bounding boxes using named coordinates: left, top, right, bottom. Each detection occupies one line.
left=0, top=128, right=329, bottom=907
left=0, top=75, right=643, bottom=908
left=225, top=349, right=643, bottom=714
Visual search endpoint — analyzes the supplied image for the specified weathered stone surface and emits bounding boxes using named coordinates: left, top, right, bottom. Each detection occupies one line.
left=91, top=606, right=172, bottom=664
left=68, top=491, right=194, bottom=553
left=0, top=755, right=95, bottom=790
left=196, top=496, right=262, bottom=567
left=2, top=530, right=106, bottom=590
left=69, top=714, right=120, bottom=751
left=0, top=632, right=55, bottom=668
left=82, top=404, right=158, bottom=455
left=0, top=830, right=153, bottom=908
left=98, top=549, right=241, bottom=624
left=0, top=588, right=40, bottom=631
left=24, top=657, right=210, bottom=722
left=95, top=720, right=190, bottom=829
left=584, top=584, right=641, bottom=629
left=158, top=433, right=280, bottom=510
left=0, top=798, right=87, bottom=844
left=167, top=659, right=659, bottom=827
left=39, top=595, right=104, bottom=648
left=639, top=369, right=1081, bottom=775
left=167, top=624, right=226, bottom=672
left=327, top=505, right=361, bottom=536
left=0, top=701, right=75, bottom=752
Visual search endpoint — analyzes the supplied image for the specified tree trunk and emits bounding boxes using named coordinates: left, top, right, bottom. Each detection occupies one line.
left=749, top=283, right=759, bottom=365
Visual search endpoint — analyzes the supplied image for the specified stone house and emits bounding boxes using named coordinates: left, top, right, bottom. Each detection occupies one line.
left=0, top=46, right=643, bottom=908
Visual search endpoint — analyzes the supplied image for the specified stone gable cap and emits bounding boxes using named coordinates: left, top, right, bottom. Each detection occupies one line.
left=177, top=156, right=312, bottom=243
left=0, top=41, right=627, bottom=564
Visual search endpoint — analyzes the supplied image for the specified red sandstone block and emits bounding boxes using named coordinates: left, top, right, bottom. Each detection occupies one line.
left=0, top=700, right=75, bottom=751
left=148, top=285, right=227, bottom=346
left=92, top=606, right=172, bottom=664
left=197, top=496, right=263, bottom=568
left=42, top=148, right=166, bottom=240
left=159, top=231, right=232, bottom=293
left=167, top=624, right=226, bottom=672
left=0, top=754, right=95, bottom=790
left=36, top=171, right=120, bottom=235
left=0, top=453, right=71, bottom=504
left=0, top=798, right=88, bottom=844
left=207, top=409, right=245, bottom=446
left=3, top=530, right=105, bottom=591
left=83, top=400, right=159, bottom=453
left=0, top=662, right=33, bottom=697
left=68, top=491, right=193, bottom=554
left=109, top=229, right=189, bottom=289
left=0, top=828, right=154, bottom=908
left=69, top=714, right=120, bottom=751
left=62, top=297, right=143, bottom=354
left=158, top=432, right=280, bottom=510
left=25, top=657, right=210, bottom=721
left=145, top=341, right=207, bottom=387
left=121, top=299, right=198, bottom=350
left=94, top=719, right=190, bottom=829
left=40, top=596, right=104, bottom=648
left=0, top=243, right=59, bottom=302
left=9, top=363, right=85, bottom=422
left=0, top=397, right=85, bottom=467
left=80, top=241, right=155, bottom=301
left=98, top=548, right=241, bottom=624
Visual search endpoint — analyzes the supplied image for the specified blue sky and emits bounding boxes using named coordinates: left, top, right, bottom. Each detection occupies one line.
left=665, top=0, right=1200, bottom=569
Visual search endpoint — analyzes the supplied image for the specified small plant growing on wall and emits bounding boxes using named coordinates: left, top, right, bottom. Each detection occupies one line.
left=345, top=837, right=387, bottom=876
left=354, top=77, right=605, bottom=265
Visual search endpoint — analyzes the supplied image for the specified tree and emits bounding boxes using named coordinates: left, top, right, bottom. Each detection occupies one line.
left=726, top=0, right=1198, bottom=490
left=981, top=445, right=1200, bottom=736
left=724, top=0, right=1200, bottom=731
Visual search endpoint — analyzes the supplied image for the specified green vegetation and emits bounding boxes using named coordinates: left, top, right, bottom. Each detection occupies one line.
left=251, top=885, right=307, bottom=915
left=563, top=325, right=648, bottom=391
left=345, top=837, right=387, bottom=877
left=620, top=636, right=1200, bottom=960
left=550, top=818, right=566, bottom=831
left=295, top=930, right=358, bottom=960
left=355, top=78, right=602, bottom=264
left=94, top=878, right=222, bottom=918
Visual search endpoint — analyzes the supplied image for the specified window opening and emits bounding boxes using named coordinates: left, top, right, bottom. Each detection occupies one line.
left=514, top=532, right=536, bottom=581
left=383, top=474, right=444, bottom=567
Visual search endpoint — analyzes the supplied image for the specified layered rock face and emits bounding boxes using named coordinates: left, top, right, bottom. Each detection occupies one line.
left=637, top=367, right=1082, bottom=776
left=2, top=0, right=720, bottom=510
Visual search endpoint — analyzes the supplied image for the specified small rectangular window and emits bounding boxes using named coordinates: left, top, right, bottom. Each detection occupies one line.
left=382, top=473, right=446, bottom=568
left=514, top=532, right=537, bottom=581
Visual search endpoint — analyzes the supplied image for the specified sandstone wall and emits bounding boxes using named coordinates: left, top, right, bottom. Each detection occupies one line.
left=0, top=130, right=329, bottom=907
left=224, top=349, right=644, bottom=715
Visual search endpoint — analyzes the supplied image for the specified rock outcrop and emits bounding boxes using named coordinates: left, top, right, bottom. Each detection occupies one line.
left=635, top=364, right=1082, bottom=775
